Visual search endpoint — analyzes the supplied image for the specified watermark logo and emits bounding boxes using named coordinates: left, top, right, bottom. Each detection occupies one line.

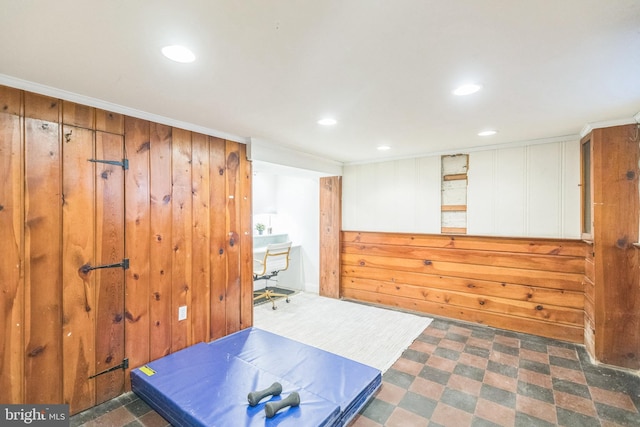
left=1, top=405, right=68, bottom=426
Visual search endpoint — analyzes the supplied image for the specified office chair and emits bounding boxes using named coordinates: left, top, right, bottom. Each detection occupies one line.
left=253, top=241, right=293, bottom=310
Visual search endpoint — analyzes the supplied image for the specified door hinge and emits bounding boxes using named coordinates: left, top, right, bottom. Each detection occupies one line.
left=89, top=358, right=129, bottom=379
left=88, top=158, right=129, bottom=170
left=80, top=258, right=129, bottom=275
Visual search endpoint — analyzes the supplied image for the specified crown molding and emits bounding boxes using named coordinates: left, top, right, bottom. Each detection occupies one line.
left=0, top=73, right=248, bottom=144
left=580, top=117, right=639, bottom=138
left=344, top=134, right=580, bottom=167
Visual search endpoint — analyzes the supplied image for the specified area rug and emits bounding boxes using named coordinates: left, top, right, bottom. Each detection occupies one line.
left=253, top=292, right=432, bottom=372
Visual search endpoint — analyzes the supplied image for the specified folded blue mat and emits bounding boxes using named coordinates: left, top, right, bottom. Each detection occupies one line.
left=131, top=327, right=381, bottom=427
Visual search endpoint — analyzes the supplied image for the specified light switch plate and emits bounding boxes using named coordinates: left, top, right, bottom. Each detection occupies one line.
left=178, top=305, right=187, bottom=321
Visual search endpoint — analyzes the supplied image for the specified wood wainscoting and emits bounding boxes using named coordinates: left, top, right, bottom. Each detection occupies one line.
left=341, top=231, right=586, bottom=343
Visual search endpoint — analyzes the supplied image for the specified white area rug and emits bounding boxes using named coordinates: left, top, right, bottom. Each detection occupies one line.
left=253, top=292, right=432, bottom=372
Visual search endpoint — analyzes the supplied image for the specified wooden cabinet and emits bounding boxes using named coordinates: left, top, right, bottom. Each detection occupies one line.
left=581, top=124, right=640, bottom=369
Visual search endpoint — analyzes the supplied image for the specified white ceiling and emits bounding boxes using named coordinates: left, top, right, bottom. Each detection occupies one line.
left=1, top=1, right=639, bottom=165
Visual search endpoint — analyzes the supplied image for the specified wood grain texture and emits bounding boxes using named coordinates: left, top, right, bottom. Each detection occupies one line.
left=171, top=128, right=193, bottom=352
left=149, top=123, right=172, bottom=359
left=95, top=109, right=124, bottom=135
left=24, top=104, right=63, bottom=403
left=1, top=85, right=255, bottom=412
left=94, top=131, right=125, bottom=405
left=191, top=133, right=211, bottom=343
left=341, top=231, right=586, bottom=343
left=61, top=125, right=96, bottom=413
left=62, top=101, right=94, bottom=129
left=0, top=87, right=24, bottom=404
left=209, top=137, right=227, bottom=339
left=590, top=125, right=640, bottom=368
left=319, top=176, right=341, bottom=298
left=124, top=117, right=151, bottom=385
left=224, top=141, right=242, bottom=334
left=238, top=143, right=253, bottom=330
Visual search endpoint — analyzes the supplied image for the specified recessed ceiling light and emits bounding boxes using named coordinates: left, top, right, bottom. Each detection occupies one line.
left=318, top=118, right=337, bottom=126
left=161, top=45, right=196, bottom=63
left=377, top=145, right=391, bottom=151
left=453, top=84, right=482, bottom=96
left=478, top=130, right=497, bottom=136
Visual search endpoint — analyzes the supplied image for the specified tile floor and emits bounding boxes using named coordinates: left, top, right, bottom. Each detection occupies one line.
left=70, top=316, right=640, bottom=427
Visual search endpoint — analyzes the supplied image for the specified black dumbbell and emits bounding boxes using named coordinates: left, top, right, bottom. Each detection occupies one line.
left=247, top=382, right=282, bottom=406
left=265, top=392, right=300, bottom=418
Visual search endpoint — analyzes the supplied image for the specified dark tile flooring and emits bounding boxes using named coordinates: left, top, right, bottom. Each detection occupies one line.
left=71, top=316, right=640, bottom=427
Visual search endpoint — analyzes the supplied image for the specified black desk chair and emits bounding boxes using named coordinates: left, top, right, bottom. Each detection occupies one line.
left=253, top=241, right=292, bottom=310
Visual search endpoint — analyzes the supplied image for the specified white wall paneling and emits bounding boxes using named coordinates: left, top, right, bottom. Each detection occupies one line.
left=343, top=139, right=580, bottom=238
left=342, top=156, right=440, bottom=233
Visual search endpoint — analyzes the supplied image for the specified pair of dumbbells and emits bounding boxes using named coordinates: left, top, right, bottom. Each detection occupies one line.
left=247, top=382, right=300, bottom=418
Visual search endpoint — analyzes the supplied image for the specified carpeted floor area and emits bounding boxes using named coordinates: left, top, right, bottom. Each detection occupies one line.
left=253, top=292, right=432, bottom=372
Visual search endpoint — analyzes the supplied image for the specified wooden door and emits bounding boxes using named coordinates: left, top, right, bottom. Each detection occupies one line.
left=61, top=108, right=126, bottom=413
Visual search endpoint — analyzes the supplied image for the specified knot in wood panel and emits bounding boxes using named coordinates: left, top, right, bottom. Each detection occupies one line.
left=27, top=345, right=46, bottom=357
left=423, top=260, right=432, bottom=266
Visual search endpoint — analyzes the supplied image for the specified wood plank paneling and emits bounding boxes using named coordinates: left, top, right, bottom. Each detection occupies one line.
left=94, top=131, right=125, bottom=404
left=590, top=125, right=640, bottom=368
left=1, top=85, right=255, bottom=413
left=63, top=101, right=94, bottom=129
left=24, top=94, right=63, bottom=403
left=209, top=137, right=227, bottom=340
left=344, top=287, right=584, bottom=342
left=0, top=86, right=23, bottom=404
left=171, top=128, right=193, bottom=351
left=95, top=109, right=124, bottom=135
left=124, top=117, right=151, bottom=386
left=191, top=133, right=211, bottom=342
left=149, top=123, right=172, bottom=359
left=224, top=141, right=242, bottom=334
left=61, top=125, right=96, bottom=413
left=238, top=143, right=253, bottom=330
left=320, top=176, right=341, bottom=298
left=341, top=231, right=586, bottom=342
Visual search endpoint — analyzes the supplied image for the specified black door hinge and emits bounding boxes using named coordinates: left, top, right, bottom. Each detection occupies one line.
left=88, top=158, right=129, bottom=170
left=89, top=358, right=129, bottom=379
left=80, top=258, right=129, bottom=275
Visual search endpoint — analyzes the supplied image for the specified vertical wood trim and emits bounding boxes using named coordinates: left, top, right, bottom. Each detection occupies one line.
left=591, top=125, right=640, bottom=368
left=124, top=117, right=151, bottom=386
left=149, top=123, right=172, bottom=359
left=170, top=128, right=193, bottom=352
left=319, top=176, right=341, bottom=298
left=94, top=131, right=125, bottom=404
left=61, top=125, right=96, bottom=413
left=191, top=133, right=211, bottom=343
left=224, top=141, right=242, bottom=334
left=209, top=137, right=227, bottom=340
left=24, top=93, right=63, bottom=403
left=238, top=144, right=253, bottom=330
left=0, top=86, right=24, bottom=404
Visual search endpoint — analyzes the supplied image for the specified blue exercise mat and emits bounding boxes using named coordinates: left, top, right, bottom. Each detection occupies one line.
left=131, top=327, right=381, bottom=427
